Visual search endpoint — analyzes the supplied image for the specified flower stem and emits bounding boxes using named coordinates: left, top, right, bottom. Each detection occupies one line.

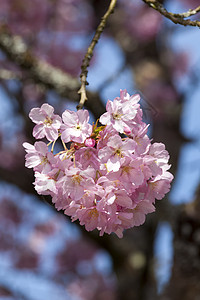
left=77, top=0, right=117, bottom=110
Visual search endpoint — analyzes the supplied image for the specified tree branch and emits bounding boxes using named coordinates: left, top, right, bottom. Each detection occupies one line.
left=172, top=6, right=200, bottom=18
left=77, top=0, right=117, bottom=110
left=0, top=26, right=79, bottom=91
left=0, top=25, right=106, bottom=119
left=0, top=68, right=20, bottom=80
left=142, top=0, right=200, bottom=28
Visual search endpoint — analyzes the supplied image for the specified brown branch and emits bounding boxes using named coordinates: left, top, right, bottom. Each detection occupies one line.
left=0, top=25, right=106, bottom=119
left=142, top=0, right=200, bottom=28
left=0, top=25, right=79, bottom=92
left=0, top=68, right=20, bottom=80
left=77, top=0, right=117, bottom=110
left=172, top=6, right=200, bottom=18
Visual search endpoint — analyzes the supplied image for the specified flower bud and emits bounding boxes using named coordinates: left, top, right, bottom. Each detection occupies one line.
left=124, top=126, right=132, bottom=135
left=85, top=138, right=96, bottom=147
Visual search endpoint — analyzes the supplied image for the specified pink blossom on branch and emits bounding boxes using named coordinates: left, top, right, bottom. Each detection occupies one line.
left=23, top=90, right=173, bottom=238
left=23, top=141, right=56, bottom=172
left=99, top=91, right=140, bottom=133
left=29, top=103, right=62, bottom=141
left=98, top=134, right=136, bottom=172
left=61, top=109, right=92, bottom=143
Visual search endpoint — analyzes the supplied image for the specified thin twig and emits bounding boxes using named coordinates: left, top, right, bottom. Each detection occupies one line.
left=142, top=0, right=200, bottom=28
left=172, top=6, right=200, bottom=18
left=77, top=0, right=117, bottom=110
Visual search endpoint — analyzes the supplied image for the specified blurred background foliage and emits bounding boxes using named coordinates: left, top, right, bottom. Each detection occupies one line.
left=0, top=0, right=200, bottom=299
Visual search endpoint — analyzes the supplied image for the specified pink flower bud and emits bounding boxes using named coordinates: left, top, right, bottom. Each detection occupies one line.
left=124, top=126, right=132, bottom=135
left=85, top=138, right=95, bottom=147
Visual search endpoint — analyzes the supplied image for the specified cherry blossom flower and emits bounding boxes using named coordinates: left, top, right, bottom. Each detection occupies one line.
left=29, top=103, right=62, bottom=141
left=131, top=123, right=150, bottom=154
left=24, top=90, right=174, bottom=238
left=23, top=141, right=56, bottom=172
left=61, top=109, right=92, bottom=143
left=58, top=165, right=96, bottom=201
left=76, top=206, right=107, bottom=232
left=100, top=96, right=139, bottom=133
left=108, top=157, right=144, bottom=192
left=34, top=171, right=57, bottom=195
left=98, top=134, right=135, bottom=172
left=131, top=201, right=155, bottom=227
left=75, top=147, right=100, bottom=169
left=148, top=143, right=170, bottom=167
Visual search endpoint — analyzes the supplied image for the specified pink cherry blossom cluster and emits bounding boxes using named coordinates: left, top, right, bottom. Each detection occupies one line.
left=23, top=90, right=173, bottom=238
